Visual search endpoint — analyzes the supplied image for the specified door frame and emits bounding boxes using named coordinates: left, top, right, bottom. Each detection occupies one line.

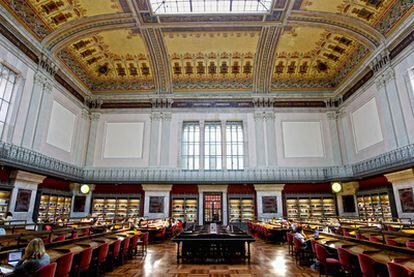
left=203, top=192, right=223, bottom=224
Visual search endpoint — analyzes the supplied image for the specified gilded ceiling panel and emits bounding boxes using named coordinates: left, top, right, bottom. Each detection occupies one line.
left=57, top=29, right=155, bottom=93
left=164, top=31, right=260, bottom=91
left=271, top=26, right=369, bottom=90
left=299, top=0, right=414, bottom=35
left=0, top=0, right=126, bottom=39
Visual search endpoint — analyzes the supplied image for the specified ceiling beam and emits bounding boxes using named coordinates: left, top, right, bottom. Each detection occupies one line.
left=253, top=26, right=282, bottom=93
left=140, top=28, right=172, bottom=94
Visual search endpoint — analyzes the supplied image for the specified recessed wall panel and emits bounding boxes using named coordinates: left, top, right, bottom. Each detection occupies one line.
left=351, top=97, right=383, bottom=152
left=46, top=101, right=75, bottom=152
left=282, top=121, right=324, bottom=158
left=103, top=122, right=144, bottom=158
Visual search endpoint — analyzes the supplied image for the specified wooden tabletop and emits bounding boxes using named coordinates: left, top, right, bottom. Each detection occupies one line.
left=317, top=235, right=414, bottom=271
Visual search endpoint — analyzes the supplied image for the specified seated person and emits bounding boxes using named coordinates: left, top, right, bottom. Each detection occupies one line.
left=13, top=238, right=50, bottom=276
left=294, top=226, right=311, bottom=249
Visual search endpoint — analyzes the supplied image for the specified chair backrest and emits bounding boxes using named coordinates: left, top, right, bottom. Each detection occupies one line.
left=122, top=236, right=131, bottom=255
left=342, top=229, right=351, bottom=237
left=98, top=243, right=109, bottom=263
left=356, top=232, right=366, bottom=240
left=71, top=232, right=78, bottom=239
left=369, top=235, right=382, bottom=243
left=79, top=247, right=93, bottom=272
left=143, top=232, right=149, bottom=245
left=358, top=253, right=377, bottom=277
left=131, top=234, right=140, bottom=249
left=286, top=232, right=293, bottom=244
left=406, top=241, right=414, bottom=249
left=385, top=238, right=398, bottom=246
left=112, top=239, right=122, bottom=257
left=337, top=247, right=353, bottom=272
left=293, top=236, right=302, bottom=252
left=54, top=234, right=66, bottom=242
left=35, top=262, right=57, bottom=277
left=315, top=244, right=328, bottom=266
left=310, top=239, right=317, bottom=254
left=387, top=262, right=414, bottom=277
left=41, top=237, right=50, bottom=244
left=55, top=252, right=74, bottom=277
left=44, top=225, right=53, bottom=231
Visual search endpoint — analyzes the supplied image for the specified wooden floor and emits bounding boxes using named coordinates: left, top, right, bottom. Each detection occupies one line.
left=106, top=239, right=318, bottom=277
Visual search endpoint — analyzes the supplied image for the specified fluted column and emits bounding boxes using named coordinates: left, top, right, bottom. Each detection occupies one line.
left=32, top=81, right=54, bottom=151
left=74, top=109, right=90, bottom=166
left=264, top=111, right=277, bottom=167
left=327, top=111, right=343, bottom=165
left=149, top=112, right=161, bottom=166
left=254, top=111, right=266, bottom=167
left=85, top=112, right=101, bottom=166
left=160, top=112, right=172, bottom=166
left=21, top=72, right=47, bottom=148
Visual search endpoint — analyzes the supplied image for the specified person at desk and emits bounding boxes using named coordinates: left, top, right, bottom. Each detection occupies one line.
left=294, top=226, right=311, bottom=249
left=13, top=238, right=50, bottom=276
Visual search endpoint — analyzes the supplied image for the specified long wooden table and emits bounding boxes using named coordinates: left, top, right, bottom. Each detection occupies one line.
left=316, top=234, right=414, bottom=271
left=0, top=229, right=140, bottom=275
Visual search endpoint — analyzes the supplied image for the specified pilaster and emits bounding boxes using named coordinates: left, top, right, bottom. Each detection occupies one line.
left=254, top=111, right=266, bottom=167
left=21, top=72, right=47, bottom=148
left=327, top=111, right=343, bottom=165
left=385, top=169, right=414, bottom=219
left=264, top=111, right=277, bottom=167
left=338, top=109, right=354, bottom=164
left=74, top=109, right=90, bottom=166
left=85, top=112, right=101, bottom=166
left=9, top=170, right=46, bottom=223
left=149, top=112, right=162, bottom=166
left=32, top=81, right=54, bottom=151
left=160, top=112, right=172, bottom=166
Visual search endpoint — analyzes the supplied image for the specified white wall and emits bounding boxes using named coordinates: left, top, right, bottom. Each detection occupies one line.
left=93, top=113, right=151, bottom=167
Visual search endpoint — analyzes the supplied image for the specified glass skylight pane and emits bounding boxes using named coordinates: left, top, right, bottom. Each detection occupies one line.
left=150, top=0, right=272, bottom=14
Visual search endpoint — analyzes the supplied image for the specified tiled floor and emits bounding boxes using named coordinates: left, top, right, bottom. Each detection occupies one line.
left=106, top=239, right=318, bottom=277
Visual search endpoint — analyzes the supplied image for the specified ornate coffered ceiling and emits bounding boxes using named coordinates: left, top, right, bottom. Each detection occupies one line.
left=0, top=0, right=413, bottom=96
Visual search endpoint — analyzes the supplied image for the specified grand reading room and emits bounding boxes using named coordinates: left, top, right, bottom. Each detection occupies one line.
left=0, top=0, right=413, bottom=276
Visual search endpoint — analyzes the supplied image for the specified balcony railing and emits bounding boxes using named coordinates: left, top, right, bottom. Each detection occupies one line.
left=0, top=142, right=413, bottom=183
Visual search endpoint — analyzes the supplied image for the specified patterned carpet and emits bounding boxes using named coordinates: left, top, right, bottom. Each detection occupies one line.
left=105, top=239, right=318, bottom=277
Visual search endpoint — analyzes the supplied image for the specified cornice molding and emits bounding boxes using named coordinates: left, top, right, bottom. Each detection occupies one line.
left=0, top=142, right=413, bottom=184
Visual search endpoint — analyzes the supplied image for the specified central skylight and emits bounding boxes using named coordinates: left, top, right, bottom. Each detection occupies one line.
left=150, top=0, right=273, bottom=14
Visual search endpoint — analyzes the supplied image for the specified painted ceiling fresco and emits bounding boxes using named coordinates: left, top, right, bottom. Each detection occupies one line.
left=164, top=31, right=260, bottom=91
left=272, top=26, right=369, bottom=90
left=298, top=0, right=414, bottom=35
left=0, top=0, right=127, bottom=39
left=57, top=29, right=155, bottom=92
left=0, top=0, right=412, bottom=94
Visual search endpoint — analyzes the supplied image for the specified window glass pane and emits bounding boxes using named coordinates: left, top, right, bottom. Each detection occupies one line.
left=204, top=122, right=222, bottom=170
left=181, top=122, right=200, bottom=170
left=0, top=102, right=8, bottom=122
left=226, top=122, right=244, bottom=170
left=0, top=66, right=16, bottom=138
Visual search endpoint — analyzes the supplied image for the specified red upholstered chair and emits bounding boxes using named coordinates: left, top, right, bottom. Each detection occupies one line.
left=358, top=253, right=377, bottom=277
left=286, top=232, right=294, bottom=255
left=406, top=241, right=414, bottom=249
left=73, top=247, right=93, bottom=276
left=385, top=238, right=398, bottom=247
left=369, top=235, right=382, bottom=243
left=337, top=247, right=361, bottom=276
left=96, top=243, right=109, bottom=276
left=71, top=232, right=79, bottom=239
left=108, top=239, right=122, bottom=270
left=342, top=229, right=351, bottom=238
left=314, top=244, right=341, bottom=276
left=137, top=232, right=149, bottom=256
left=55, top=252, right=74, bottom=277
left=41, top=237, right=50, bottom=244
left=154, top=227, right=166, bottom=241
left=387, top=262, right=414, bottom=277
left=356, top=232, right=368, bottom=241
left=293, top=236, right=311, bottom=265
left=54, top=234, right=66, bottom=242
left=44, top=225, right=53, bottom=231
left=129, top=234, right=140, bottom=257
left=120, top=236, right=131, bottom=264
left=35, top=263, right=57, bottom=277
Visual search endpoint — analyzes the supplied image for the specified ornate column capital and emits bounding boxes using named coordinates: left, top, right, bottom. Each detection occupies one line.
left=326, top=111, right=339, bottom=120
left=90, top=112, right=101, bottom=121
left=254, top=111, right=264, bottom=121
left=150, top=111, right=162, bottom=121
left=264, top=111, right=275, bottom=120
left=160, top=111, right=172, bottom=121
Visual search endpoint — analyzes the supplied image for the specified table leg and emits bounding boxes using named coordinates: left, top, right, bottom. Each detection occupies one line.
left=247, top=242, right=251, bottom=264
left=176, top=242, right=180, bottom=263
